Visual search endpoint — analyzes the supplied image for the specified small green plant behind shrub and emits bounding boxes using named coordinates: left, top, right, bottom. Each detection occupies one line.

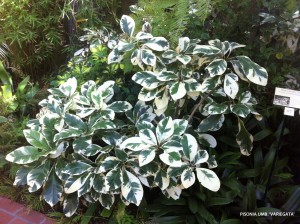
left=6, top=15, right=268, bottom=218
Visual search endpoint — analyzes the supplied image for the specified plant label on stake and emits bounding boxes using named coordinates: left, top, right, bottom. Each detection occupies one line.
left=284, top=107, right=295, bottom=117
left=273, top=87, right=300, bottom=109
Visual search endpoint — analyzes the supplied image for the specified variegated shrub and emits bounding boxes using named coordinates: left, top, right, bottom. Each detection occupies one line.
left=6, top=15, right=268, bottom=217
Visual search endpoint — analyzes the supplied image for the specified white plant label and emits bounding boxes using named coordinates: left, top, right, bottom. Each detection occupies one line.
left=284, top=107, right=295, bottom=117
left=273, top=87, right=300, bottom=109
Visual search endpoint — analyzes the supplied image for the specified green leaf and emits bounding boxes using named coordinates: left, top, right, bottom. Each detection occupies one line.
left=181, top=168, right=195, bottom=188
left=63, top=193, right=79, bottom=217
left=230, top=104, right=251, bottom=118
left=6, top=146, right=46, bottom=164
left=206, top=197, right=233, bottom=206
left=27, top=160, right=51, bottom=192
left=100, top=194, right=115, bottom=209
left=144, top=37, right=169, bottom=51
left=107, top=101, right=132, bottom=113
left=170, top=81, right=186, bottom=100
left=236, top=56, right=268, bottom=86
left=196, top=168, right=220, bottom=192
left=0, top=61, right=12, bottom=85
left=236, top=117, right=253, bottom=156
left=206, top=59, right=227, bottom=77
left=62, top=161, right=93, bottom=176
left=64, top=113, right=87, bottom=131
left=193, top=45, right=221, bottom=55
left=105, top=169, right=122, bottom=191
left=139, top=148, right=156, bottom=166
left=198, top=134, right=217, bottom=148
left=224, top=73, right=239, bottom=99
left=43, top=168, right=63, bottom=207
left=23, top=129, right=51, bottom=151
left=121, top=170, right=143, bottom=205
left=198, top=114, right=225, bottom=132
left=132, top=71, right=162, bottom=90
left=181, top=134, right=198, bottom=161
left=0, top=116, right=8, bottom=124
left=141, top=49, right=156, bottom=66
left=120, top=15, right=135, bottom=37
left=54, top=129, right=83, bottom=141
left=91, top=120, right=116, bottom=131
left=156, top=117, right=174, bottom=143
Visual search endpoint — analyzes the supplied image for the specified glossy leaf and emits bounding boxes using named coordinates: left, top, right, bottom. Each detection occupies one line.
left=120, top=15, right=135, bottom=37
left=121, top=170, right=143, bottom=205
left=198, top=114, right=225, bottom=132
left=236, top=117, right=253, bottom=156
left=144, top=37, right=169, bottom=51
left=196, top=168, right=220, bottom=192
left=181, top=168, right=195, bottom=188
left=206, top=59, right=227, bottom=77
left=43, top=168, right=63, bottom=207
left=6, top=146, right=46, bottom=164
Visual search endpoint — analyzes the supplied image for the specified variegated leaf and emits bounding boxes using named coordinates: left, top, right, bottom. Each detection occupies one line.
left=139, top=148, right=156, bottom=166
left=194, top=150, right=209, bottom=165
left=6, top=146, right=46, bottom=164
left=107, top=101, right=132, bottom=112
left=200, top=76, right=221, bottom=92
left=178, top=37, right=190, bottom=52
left=105, top=169, right=122, bottom=191
left=107, top=48, right=123, bottom=64
left=59, top=77, right=77, bottom=97
left=173, top=119, right=188, bottom=136
left=63, top=193, right=79, bottom=217
left=120, top=137, right=145, bottom=151
left=92, top=120, right=116, bottom=131
left=138, top=87, right=159, bottom=101
left=139, top=129, right=157, bottom=145
left=170, top=81, right=186, bottom=100
left=239, top=91, right=251, bottom=103
left=100, top=194, right=115, bottom=209
left=198, top=114, right=225, bottom=132
left=207, top=155, right=218, bottom=168
left=14, top=166, right=32, bottom=186
left=207, top=102, right=228, bottom=115
left=64, top=173, right=90, bottom=194
left=159, top=151, right=183, bottom=167
left=43, top=168, right=63, bottom=207
left=131, top=49, right=140, bottom=65
left=93, top=174, right=106, bottom=193
left=132, top=71, right=162, bottom=90
left=181, top=168, right=195, bottom=189
left=120, top=15, right=135, bottom=37
left=236, top=117, right=253, bottom=156
left=162, top=50, right=178, bottom=62
left=154, top=170, right=170, bottom=190
left=64, top=113, right=87, bottom=131
left=196, top=168, right=220, bottom=192
left=198, top=134, right=217, bottom=148
left=117, top=41, right=135, bottom=52
left=193, top=45, right=221, bottom=55
left=161, top=140, right=182, bottom=152
left=231, top=60, right=249, bottom=82
left=135, top=32, right=153, bottom=40
left=230, top=104, right=251, bottom=118
left=144, top=37, right=169, bottom=51
left=27, top=160, right=51, bottom=192
left=121, top=170, right=144, bottom=205
left=97, top=156, right=120, bottom=173
left=157, top=71, right=177, bottom=81
left=165, top=186, right=182, bottom=200
left=23, top=129, right=51, bottom=151
left=181, top=134, right=198, bottom=161
left=224, top=73, right=239, bottom=99
left=141, top=49, right=156, bottom=66
left=62, top=161, right=93, bottom=176
left=177, top=54, right=191, bottom=65
left=206, top=59, right=227, bottom=77
left=154, top=88, right=169, bottom=110
left=156, top=117, right=174, bottom=143
left=237, top=56, right=268, bottom=86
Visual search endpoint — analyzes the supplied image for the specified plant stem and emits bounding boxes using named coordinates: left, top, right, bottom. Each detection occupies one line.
left=187, top=91, right=211, bottom=124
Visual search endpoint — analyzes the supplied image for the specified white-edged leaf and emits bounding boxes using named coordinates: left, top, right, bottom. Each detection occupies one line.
left=13, top=166, right=31, bottom=186
left=107, top=48, right=123, bottom=64
left=139, top=148, right=156, bottom=166
left=107, top=101, right=132, bottom=112
left=200, top=76, right=221, bottom=93
left=54, top=129, right=83, bottom=141
left=138, top=87, right=160, bottom=101
left=194, top=150, right=209, bottom=165
left=177, top=54, right=191, bottom=65
left=144, top=37, right=169, bottom=51
left=154, top=170, right=170, bottom=190
left=165, top=186, right=182, bottom=200
left=161, top=140, right=182, bottom=152
left=159, top=151, right=183, bottom=167
left=181, top=168, right=195, bottom=189
left=157, top=71, right=177, bottom=81
left=105, top=169, right=122, bottom=191
left=181, top=134, right=198, bottom=161
left=224, top=73, right=239, bottom=99
left=131, top=49, right=140, bottom=65
left=132, top=71, right=162, bottom=90
left=65, top=113, right=86, bottom=131
left=62, top=161, right=93, bottom=176
left=117, top=41, right=135, bottom=52
left=196, top=168, right=220, bottom=192
left=43, top=168, right=63, bottom=207
left=154, top=88, right=169, bottom=110
left=236, top=56, right=268, bottom=86
left=23, top=129, right=50, bottom=151
left=59, top=77, right=77, bottom=97
left=236, top=117, right=253, bottom=156
left=141, top=49, right=156, bottom=66
left=193, top=45, right=221, bottom=55
left=120, top=15, right=135, bottom=37
left=230, top=104, right=251, bottom=118
left=206, top=59, right=227, bottom=77
left=198, top=134, right=217, bottom=148
left=207, top=102, right=228, bottom=115
left=139, top=129, right=157, bottom=145
left=27, top=161, right=50, bottom=192
left=6, top=146, right=46, bottom=164
left=100, top=194, right=115, bottom=209
left=198, top=114, right=225, bottom=132
left=93, top=174, right=106, bottom=193
left=136, top=32, right=153, bottom=40
left=64, top=173, right=90, bottom=194
left=121, top=170, right=143, bottom=205
left=170, top=82, right=186, bottom=101
left=92, top=120, right=116, bottom=131
left=156, top=117, right=174, bottom=143
left=178, top=37, right=190, bottom=52
left=63, top=193, right=79, bottom=217
left=173, top=119, right=188, bottom=136
left=120, top=137, right=145, bottom=151
left=231, top=60, right=249, bottom=82
left=97, top=157, right=120, bottom=173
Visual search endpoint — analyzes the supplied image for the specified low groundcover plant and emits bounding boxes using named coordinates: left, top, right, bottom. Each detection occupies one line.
left=6, top=15, right=268, bottom=217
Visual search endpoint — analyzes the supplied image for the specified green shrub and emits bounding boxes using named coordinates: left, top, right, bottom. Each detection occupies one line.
left=6, top=15, right=268, bottom=220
